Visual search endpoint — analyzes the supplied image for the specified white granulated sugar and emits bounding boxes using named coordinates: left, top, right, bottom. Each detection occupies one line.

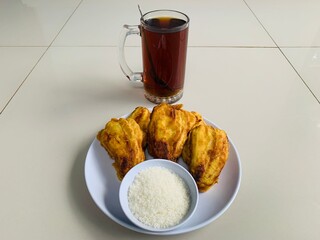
left=128, top=166, right=191, bottom=229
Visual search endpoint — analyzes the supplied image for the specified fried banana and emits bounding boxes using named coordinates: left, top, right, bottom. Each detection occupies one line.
left=147, top=103, right=203, bottom=161
left=97, top=118, right=145, bottom=180
left=127, top=106, right=150, bottom=148
left=182, top=124, right=229, bottom=192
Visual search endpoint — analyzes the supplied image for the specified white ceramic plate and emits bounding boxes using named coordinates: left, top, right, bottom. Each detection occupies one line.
left=84, top=116, right=241, bottom=235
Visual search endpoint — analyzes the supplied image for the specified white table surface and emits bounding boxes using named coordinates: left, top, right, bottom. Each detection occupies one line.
left=1, top=0, right=320, bottom=239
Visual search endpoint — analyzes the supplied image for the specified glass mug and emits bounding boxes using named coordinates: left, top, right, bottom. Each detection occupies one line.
left=119, top=10, right=189, bottom=104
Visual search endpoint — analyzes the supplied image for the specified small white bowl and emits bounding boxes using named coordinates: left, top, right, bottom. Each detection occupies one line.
left=119, top=159, right=199, bottom=232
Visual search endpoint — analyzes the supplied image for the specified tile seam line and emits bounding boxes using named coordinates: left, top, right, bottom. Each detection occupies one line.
left=243, top=0, right=320, bottom=105
left=0, top=0, right=84, bottom=115
left=47, top=45, right=278, bottom=48
left=277, top=48, right=320, bottom=104
left=0, top=45, right=277, bottom=48
left=0, top=48, right=47, bottom=115
left=44, top=45, right=317, bottom=48
left=1, top=45, right=319, bottom=48
left=48, top=0, right=84, bottom=48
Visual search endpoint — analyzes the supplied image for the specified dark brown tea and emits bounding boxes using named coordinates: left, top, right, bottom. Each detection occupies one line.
left=141, top=17, right=189, bottom=98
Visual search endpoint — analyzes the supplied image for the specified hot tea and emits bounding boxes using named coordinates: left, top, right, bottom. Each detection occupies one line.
left=119, top=10, right=189, bottom=103
left=141, top=17, right=189, bottom=100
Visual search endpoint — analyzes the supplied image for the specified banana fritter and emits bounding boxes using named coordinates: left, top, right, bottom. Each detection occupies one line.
left=182, top=124, right=229, bottom=192
left=147, top=103, right=203, bottom=162
left=97, top=118, right=145, bottom=180
left=127, top=106, right=150, bottom=148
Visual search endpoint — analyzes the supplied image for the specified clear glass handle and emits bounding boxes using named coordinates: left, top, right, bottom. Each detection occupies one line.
left=119, top=25, right=143, bottom=82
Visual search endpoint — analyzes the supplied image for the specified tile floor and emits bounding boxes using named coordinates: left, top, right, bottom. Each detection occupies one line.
left=1, top=0, right=320, bottom=239
left=1, top=0, right=319, bottom=114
